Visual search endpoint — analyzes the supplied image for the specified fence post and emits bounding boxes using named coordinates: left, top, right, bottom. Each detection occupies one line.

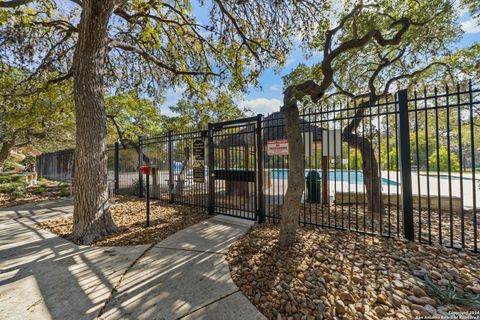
left=398, top=89, right=414, bottom=241
left=207, top=123, right=215, bottom=214
left=114, top=142, right=119, bottom=195
left=168, top=131, right=174, bottom=203
left=138, top=135, right=144, bottom=198
left=256, top=114, right=265, bottom=223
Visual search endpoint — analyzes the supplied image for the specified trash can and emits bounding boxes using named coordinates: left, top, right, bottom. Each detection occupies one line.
left=306, top=170, right=321, bottom=203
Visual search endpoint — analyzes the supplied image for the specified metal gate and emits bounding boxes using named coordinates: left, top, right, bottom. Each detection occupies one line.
left=207, top=115, right=264, bottom=221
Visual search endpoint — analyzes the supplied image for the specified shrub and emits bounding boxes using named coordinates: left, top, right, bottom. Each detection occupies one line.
left=11, top=190, right=26, bottom=198
left=0, top=182, right=27, bottom=194
left=59, top=189, right=70, bottom=197
left=0, top=175, right=23, bottom=184
left=59, top=184, right=70, bottom=197
left=428, top=148, right=460, bottom=172
left=2, top=158, right=17, bottom=172
left=125, top=179, right=141, bottom=196
left=32, top=183, right=48, bottom=195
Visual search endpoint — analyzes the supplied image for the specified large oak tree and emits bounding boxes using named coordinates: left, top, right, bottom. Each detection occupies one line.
left=0, top=0, right=323, bottom=243
left=278, top=0, right=474, bottom=246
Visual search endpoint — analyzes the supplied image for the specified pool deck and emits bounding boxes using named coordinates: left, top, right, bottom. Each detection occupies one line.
left=112, top=170, right=480, bottom=209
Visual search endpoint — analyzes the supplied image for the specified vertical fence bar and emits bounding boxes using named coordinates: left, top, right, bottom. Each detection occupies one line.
left=138, top=135, right=144, bottom=198
left=114, top=141, right=119, bottom=195
left=146, top=170, right=150, bottom=227
left=208, top=123, right=215, bottom=214
left=398, top=89, right=414, bottom=241
left=168, top=131, right=174, bottom=203
left=457, top=83, right=465, bottom=248
left=468, top=80, right=477, bottom=252
left=256, top=114, right=265, bottom=223
left=434, top=87, right=443, bottom=245
left=446, top=85, right=453, bottom=247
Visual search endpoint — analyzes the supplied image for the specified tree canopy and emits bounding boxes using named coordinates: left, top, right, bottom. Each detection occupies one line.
left=0, top=64, right=75, bottom=169
left=277, top=0, right=479, bottom=246
left=0, top=0, right=325, bottom=100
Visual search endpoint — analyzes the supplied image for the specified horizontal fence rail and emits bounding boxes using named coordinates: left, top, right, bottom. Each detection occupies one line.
left=36, top=81, right=480, bottom=252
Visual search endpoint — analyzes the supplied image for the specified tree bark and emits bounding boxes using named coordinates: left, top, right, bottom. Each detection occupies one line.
left=278, top=85, right=315, bottom=247
left=279, top=104, right=304, bottom=247
left=343, top=132, right=385, bottom=214
left=342, top=101, right=385, bottom=214
left=71, top=0, right=117, bottom=244
left=0, top=140, right=15, bottom=172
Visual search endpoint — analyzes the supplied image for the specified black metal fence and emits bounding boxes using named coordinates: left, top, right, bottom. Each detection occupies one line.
left=36, top=81, right=480, bottom=252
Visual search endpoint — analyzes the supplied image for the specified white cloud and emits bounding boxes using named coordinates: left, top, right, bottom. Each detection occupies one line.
left=240, top=98, right=282, bottom=115
left=461, top=18, right=480, bottom=34
left=284, top=57, right=294, bottom=66
left=269, top=85, right=283, bottom=92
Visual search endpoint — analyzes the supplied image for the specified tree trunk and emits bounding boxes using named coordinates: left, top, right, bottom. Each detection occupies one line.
left=343, top=132, right=385, bottom=214
left=279, top=82, right=323, bottom=247
left=0, top=140, right=15, bottom=172
left=279, top=93, right=305, bottom=247
left=342, top=101, right=385, bottom=215
left=71, top=0, right=116, bottom=244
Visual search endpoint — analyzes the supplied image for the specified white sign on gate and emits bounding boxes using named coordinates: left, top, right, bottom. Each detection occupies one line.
left=267, top=139, right=289, bottom=155
left=322, top=129, right=342, bottom=157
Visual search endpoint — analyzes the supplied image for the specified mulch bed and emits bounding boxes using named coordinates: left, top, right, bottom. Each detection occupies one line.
left=36, top=197, right=211, bottom=246
left=227, top=224, right=480, bottom=320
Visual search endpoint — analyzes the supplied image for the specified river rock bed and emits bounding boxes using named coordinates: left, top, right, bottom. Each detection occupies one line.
left=226, top=225, right=480, bottom=320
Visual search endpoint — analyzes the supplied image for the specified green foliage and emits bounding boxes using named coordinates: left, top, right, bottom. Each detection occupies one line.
left=0, top=64, right=76, bottom=153
left=2, top=158, right=17, bottom=171
left=425, top=275, right=480, bottom=308
left=461, top=0, right=480, bottom=21
left=32, top=183, right=48, bottom=194
left=125, top=179, right=141, bottom=197
left=283, top=0, right=473, bottom=97
left=348, top=150, right=363, bottom=170
left=429, top=147, right=460, bottom=172
left=11, top=190, right=26, bottom=197
left=385, top=149, right=399, bottom=171
left=0, top=181, right=27, bottom=194
left=22, top=154, right=36, bottom=166
left=58, top=183, right=70, bottom=197
left=0, top=174, right=23, bottom=184
left=168, top=87, right=247, bottom=130
left=106, top=92, right=164, bottom=143
left=0, top=0, right=324, bottom=119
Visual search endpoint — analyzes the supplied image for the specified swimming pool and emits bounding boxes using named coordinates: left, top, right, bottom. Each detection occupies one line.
left=271, top=169, right=399, bottom=186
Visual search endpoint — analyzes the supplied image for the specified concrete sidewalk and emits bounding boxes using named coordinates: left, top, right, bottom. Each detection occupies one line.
left=0, top=200, right=265, bottom=320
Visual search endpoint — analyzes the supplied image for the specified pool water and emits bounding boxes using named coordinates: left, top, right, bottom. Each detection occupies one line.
left=271, top=169, right=399, bottom=186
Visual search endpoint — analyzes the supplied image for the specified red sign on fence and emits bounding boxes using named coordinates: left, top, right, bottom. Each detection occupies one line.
left=266, top=140, right=289, bottom=155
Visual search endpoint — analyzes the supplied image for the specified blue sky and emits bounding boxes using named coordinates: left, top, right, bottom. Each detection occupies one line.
left=161, top=7, right=480, bottom=118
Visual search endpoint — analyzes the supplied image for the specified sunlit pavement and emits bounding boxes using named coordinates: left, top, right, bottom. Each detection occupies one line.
left=0, top=200, right=264, bottom=320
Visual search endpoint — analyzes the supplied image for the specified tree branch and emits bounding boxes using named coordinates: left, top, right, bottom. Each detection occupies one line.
left=212, top=0, right=268, bottom=62
left=110, top=40, right=218, bottom=76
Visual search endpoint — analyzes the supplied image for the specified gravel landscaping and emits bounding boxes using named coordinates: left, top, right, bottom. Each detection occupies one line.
left=36, top=196, right=211, bottom=246
left=269, top=203, right=479, bottom=251
left=227, top=224, right=480, bottom=320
